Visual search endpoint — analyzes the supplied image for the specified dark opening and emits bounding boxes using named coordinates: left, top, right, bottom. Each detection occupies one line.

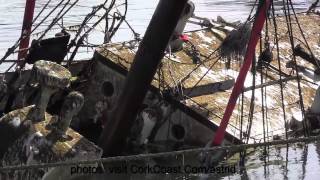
left=102, top=81, right=114, bottom=97
left=171, top=124, right=185, bottom=140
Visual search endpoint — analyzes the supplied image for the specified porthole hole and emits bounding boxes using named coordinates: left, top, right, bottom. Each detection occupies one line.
left=101, top=81, right=114, bottom=97
left=171, top=124, right=185, bottom=140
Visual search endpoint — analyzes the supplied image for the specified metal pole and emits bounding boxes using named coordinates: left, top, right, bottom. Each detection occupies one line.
left=211, top=0, right=271, bottom=146
left=18, top=0, right=36, bottom=63
left=99, top=0, right=188, bottom=157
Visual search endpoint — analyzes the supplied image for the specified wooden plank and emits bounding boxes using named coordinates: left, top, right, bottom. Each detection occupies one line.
left=243, top=76, right=298, bottom=92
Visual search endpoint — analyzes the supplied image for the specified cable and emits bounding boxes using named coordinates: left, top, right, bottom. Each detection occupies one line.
left=272, top=0, right=288, bottom=139
left=68, top=0, right=125, bottom=64
left=1, top=135, right=320, bottom=171
left=288, top=0, right=320, bottom=69
left=0, top=0, right=67, bottom=65
left=37, top=0, right=78, bottom=41
left=282, top=0, right=308, bottom=136
left=32, top=0, right=53, bottom=24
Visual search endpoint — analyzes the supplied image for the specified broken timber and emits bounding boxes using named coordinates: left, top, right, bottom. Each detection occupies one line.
left=165, top=79, right=235, bottom=100
left=243, top=76, right=299, bottom=92
left=294, top=44, right=320, bottom=71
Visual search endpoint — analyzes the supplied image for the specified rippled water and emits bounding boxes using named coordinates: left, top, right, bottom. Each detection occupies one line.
left=0, top=0, right=314, bottom=61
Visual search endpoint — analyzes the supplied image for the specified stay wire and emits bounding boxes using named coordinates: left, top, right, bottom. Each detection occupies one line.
left=283, top=0, right=309, bottom=136
left=260, top=35, right=267, bottom=153
left=68, top=0, right=125, bottom=63
left=271, top=0, right=288, bottom=139
left=288, top=0, right=320, bottom=69
left=183, top=57, right=221, bottom=97
left=67, top=2, right=109, bottom=52
left=32, top=0, right=53, bottom=25
left=0, top=0, right=67, bottom=64
left=37, top=0, right=75, bottom=40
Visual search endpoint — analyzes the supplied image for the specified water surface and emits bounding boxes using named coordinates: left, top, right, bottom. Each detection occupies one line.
left=0, top=0, right=314, bottom=60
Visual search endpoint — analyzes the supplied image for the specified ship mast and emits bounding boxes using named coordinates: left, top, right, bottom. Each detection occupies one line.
left=99, top=0, right=189, bottom=157
left=18, top=0, right=36, bottom=64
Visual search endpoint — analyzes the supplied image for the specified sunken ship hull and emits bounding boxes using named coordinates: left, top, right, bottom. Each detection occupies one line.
left=0, top=0, right=320, bottom=179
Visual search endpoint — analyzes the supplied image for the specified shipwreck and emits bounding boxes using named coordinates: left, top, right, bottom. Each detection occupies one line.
left=0, top=0, right=319, bottom=179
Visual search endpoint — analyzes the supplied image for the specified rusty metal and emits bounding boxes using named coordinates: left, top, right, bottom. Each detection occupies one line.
left=98, top=0, right=188, bottom=157
left=18, top=0, right=36, bottom=62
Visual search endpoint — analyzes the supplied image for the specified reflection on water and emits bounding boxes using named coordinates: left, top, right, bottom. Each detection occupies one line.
left=0, top=142, right=319, bottom=179
left=57, top=142, right=320, bottom=180
left=169, top=142, right=320, bottom=180
left=216, top=142, right=320, bottom=180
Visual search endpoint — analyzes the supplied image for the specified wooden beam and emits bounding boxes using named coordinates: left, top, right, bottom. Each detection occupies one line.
left=243, top=76, right=299, bottom=92
left=294, top=44, right=320, bottom=68
left=167, top=79, right=235, bottom=100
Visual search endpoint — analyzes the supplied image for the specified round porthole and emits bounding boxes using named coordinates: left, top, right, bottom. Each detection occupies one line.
left=101, top=81, right=114, bottom=97
left=171, top=124, right=185, bottom=140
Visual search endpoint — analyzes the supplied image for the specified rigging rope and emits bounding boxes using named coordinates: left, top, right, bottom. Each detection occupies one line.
left=288, top=0, right=320, bottom=69
left=37, top=0, right=79, bottom=41
left=282, top=0, right=309, bottom=136
left=32, top=0, right=53, bottom=26
left=0, top=0, right=67, bottom=65
left=271, top=1, right=289, bottom=139
left=67, top=0, right=128, bottom=64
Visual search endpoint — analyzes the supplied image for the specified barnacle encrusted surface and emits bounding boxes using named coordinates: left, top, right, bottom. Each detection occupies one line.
left=32, top=60, right=71, bottom=88
left=0, top=105, right=102, bottom=179
left=55, top=91, right=85, bottom=134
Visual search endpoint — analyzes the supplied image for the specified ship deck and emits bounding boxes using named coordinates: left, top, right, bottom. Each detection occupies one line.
left=96, top=13, right=320, bottom=141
